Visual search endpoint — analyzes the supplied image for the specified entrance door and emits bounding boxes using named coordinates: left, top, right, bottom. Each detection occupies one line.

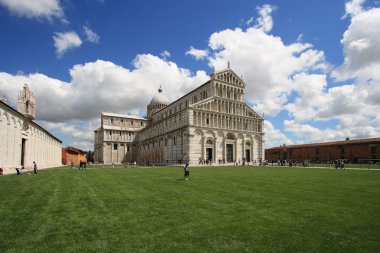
left=21, top=138, right=26, bottom=166
left=206, top=148, right=213, bottom=161
left=226, top=144, right=234, bottom=162
left=246, top=149, right=251, bottom=163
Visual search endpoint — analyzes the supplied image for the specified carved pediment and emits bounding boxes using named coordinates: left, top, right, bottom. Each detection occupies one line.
left=212, top=69, right=244, bottom=87
left=191, top=98, right=263, bottom=120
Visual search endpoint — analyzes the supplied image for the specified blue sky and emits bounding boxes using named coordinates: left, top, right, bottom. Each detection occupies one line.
left=0, top=0, right=380, bottom=150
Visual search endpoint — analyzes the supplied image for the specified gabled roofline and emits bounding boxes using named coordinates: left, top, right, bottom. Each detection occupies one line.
left=0, top=100, right=62, bottom=143
left=210, top=67, right=245, bottom=87
left=152, top=80, right=211, bottom=116
left=190, top=95, right=264, bottom=120
left=101, top=112, right=148, bottom=121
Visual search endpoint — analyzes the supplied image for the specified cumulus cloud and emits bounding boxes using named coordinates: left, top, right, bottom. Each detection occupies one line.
left=0, top=55, right=209, bottom=149
left=284, top=73, right=328, bottom=122
left=264, top=121, right=293, bottom=148
left=313, top=1, right=380, bottom=143
left=207, top=27, right=325, bottom=116
left=0, top=0, right=64, bottom=21
left=334, top=7, right=380, bottom=81
left=83, top=26, right=100, bottom=43
left=284, top=120, right=343, bottom=143
left=342, top=0, right=365, bottom=19
left=53, top=31, right=82, bottom=58
left=284, top=119, right=380, bottom=144
left=40, top=121, right=98, bottom=150
left=204, top=2, right=380, bottom=146
left=186, top=46, right=209, bottom=60
left=1, top=1, right=379, bottom=150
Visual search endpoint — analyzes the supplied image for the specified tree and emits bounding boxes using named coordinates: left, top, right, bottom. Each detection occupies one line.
left=87, top=150, right=94, bottom=163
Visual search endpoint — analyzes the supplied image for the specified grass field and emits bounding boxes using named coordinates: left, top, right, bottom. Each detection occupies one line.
left=1, top=166, right=379, bottom=253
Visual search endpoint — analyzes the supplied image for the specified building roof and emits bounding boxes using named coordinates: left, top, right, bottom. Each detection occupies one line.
left=267, top=137, right=380, bottom=150
left=63, top=146, right=86, bottom=154
left=0, top=100, right=62, bottom=143
left=102, top=112, right=147, bottom=120
left=149, top=87, right=170, bottom=106
left=151, top=67, right=246, bottom=116
left=102, top=125, right=142, bottom=131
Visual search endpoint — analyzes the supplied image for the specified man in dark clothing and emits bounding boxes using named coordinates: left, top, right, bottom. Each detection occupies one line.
left=33, top=161, right=37, bottom=174
left=183, top=162, right=190, bottom=180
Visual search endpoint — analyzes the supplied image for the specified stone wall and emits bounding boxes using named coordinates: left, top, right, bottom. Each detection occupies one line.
left=0, top=102, right=62, bottom=175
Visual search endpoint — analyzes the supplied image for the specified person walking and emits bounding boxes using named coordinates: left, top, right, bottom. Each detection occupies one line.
left=33, top=161, right=37, bottom=174
left=183, top=162, right=190, bottom=181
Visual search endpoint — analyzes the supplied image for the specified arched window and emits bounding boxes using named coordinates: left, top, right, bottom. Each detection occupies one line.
left=226, top=133, right=235, bottom=140
left=206, top=139, right=213, bottom=145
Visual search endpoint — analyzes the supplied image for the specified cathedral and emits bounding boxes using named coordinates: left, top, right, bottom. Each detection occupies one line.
left=94, top=66, right=265, bottom=165
left=0, top=84, right=62, bottom=174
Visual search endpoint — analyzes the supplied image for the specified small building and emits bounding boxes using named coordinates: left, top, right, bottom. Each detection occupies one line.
left=265, top=137, right=380, bottom=163
left=62, top=146, right=87, bottom=165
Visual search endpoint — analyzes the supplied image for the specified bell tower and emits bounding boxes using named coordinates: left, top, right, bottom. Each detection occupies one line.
left=17, top=84, right=36, bottom=120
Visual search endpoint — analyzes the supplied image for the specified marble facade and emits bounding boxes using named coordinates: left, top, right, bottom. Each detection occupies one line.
left=0, top=85, right=62, bottom=175
left=94, top=66, right=265, bottom=165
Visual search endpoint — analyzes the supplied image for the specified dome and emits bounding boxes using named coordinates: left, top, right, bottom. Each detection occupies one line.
left=149, top=87, right=170, bottom=106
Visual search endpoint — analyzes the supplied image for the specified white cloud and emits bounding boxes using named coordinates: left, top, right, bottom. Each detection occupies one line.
left=160, top=50, right=171, bottom=60
left=342, top=0, right=365, bottom=19
left=264, top=121, right=293, bottom=148
left=284, top=73, right=328, bottom=122
left=284, top=120, right=380, bottom=144
left=246, top=16, right=254, bottom=26
left=0, top=0, right=64, bottom=21
left=284, top=120, right=342, bottom=143
left=334, top=7, right=380, bottom=81
left=205, top=2, right=380, bottom=147
left=207, top=27, right=325, bottom=117
left=53, top=31, right=82, bottom=58
left=1, top=1, right=379, bottom=150
left=186, top=46, right=209, bottom=60
left=254, top=4, right=275, bottom=32
left=40, top=121, right=98, bottom=150
left=83, top=26, right=100, bottom=43
left=0, top=55, right=209, bottom=149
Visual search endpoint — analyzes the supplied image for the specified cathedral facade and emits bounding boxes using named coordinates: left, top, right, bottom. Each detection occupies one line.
left=0, top=85, right=62, bottom=174
left=94, top=66, right=265, bottom=165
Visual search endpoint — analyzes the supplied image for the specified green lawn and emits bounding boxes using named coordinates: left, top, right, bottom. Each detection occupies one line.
left=1, top=166, right=379, bottom=253
left=302, top=163, right=380, bottom=169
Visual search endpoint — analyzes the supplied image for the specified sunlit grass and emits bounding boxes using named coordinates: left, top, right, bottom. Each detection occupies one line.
left=0, top=166, right=379, bottom=252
